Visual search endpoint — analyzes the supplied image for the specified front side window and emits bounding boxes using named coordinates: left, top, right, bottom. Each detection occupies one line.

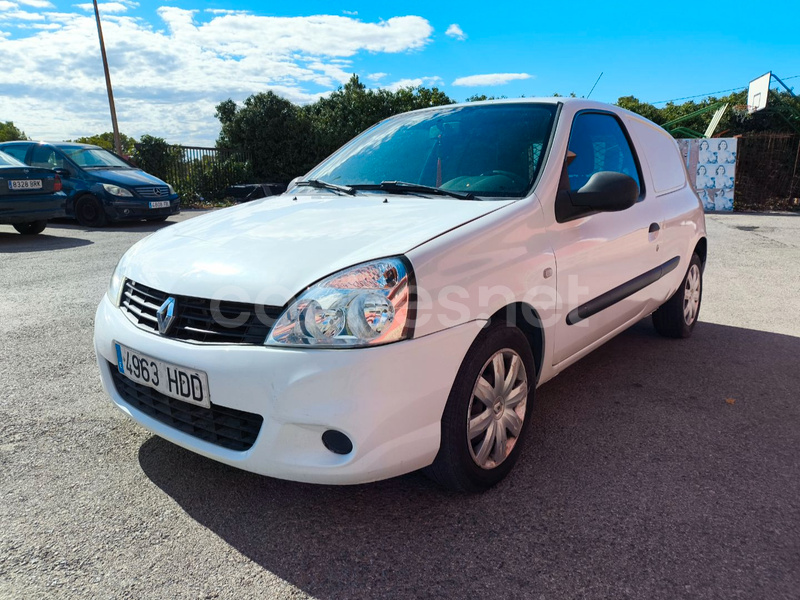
left=566, top=112, right=641, bottom=194
left=305, top=104, right=558, bottom=199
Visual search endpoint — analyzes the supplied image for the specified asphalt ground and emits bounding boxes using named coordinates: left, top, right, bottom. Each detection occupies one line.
left=1, top=211, right=798, bottom=599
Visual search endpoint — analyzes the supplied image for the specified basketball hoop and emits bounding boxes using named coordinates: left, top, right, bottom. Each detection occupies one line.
left=747, top=72, right=772, bottom=114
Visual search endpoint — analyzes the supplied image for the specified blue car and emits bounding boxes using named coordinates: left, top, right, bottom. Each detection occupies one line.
left=0, top=141, right=180, bottom=227
left=0, top=150, right=66, bottom=235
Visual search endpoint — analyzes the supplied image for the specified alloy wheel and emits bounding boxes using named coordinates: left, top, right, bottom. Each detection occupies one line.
left=467, top=348, right=528, bottom=469
left=683, top=264, right=701, bottom=325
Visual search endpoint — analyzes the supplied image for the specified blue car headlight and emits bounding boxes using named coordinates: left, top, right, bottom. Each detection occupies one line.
left=101, top=183, right=133, bottom=197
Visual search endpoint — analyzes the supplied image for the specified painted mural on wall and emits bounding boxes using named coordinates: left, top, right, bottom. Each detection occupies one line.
left=677, top=138, right=737, bottom=211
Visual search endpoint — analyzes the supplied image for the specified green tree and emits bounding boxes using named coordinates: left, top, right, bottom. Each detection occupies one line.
left=216, top=91, right=316, bottom=182
left=615, top=96, right=664, bottom=124
left=616, top=89, right=800, bottom=137
left=72, top=132, right=137, bottom=155
left=0, top=121, right=28, bottom=142
left=465, top=94, right=506, bottom=102
left=131, top=134, right=181, bottom=182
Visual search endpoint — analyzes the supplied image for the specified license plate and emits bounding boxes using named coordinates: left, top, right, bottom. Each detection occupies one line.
left=114, top=342, right=210, bottom=408
left=149, top=201, right=170, bottom=209
left=9, top=179, right=42, bottom=190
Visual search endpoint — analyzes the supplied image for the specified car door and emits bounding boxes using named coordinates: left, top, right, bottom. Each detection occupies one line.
left=29, top=145, right=81, bottom=209
left=549, top=110, right=667, bottom=365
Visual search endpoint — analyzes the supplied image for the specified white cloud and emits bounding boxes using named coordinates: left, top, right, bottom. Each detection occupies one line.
left=342, top=10, right=357, bottom=16
left=0, top=2, right=19, bottom=10
left=18, top=0, right=53, bottom=7
left=386, top=76, right=442, bottom=91
left=445, top=23, right=466, bottom=41
left=74, top=2, right=131, bottom=14
left=204, top=9, right=247, bottom=15
left=452, top=72, right=532, bottom=87
left=366, top=72, right=387, bottom=82
left=0, top=10, right=435, bottom=145
left=0, top=9, right=43, bottom=20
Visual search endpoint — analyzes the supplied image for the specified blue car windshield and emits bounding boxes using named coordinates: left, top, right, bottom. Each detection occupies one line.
left=0, top=150, right=25, bottom=167
left=62, top=147, right=131, bottom=169
left=304, top=103, right=558, bottom=199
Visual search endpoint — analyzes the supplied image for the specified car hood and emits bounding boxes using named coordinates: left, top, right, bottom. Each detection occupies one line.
left=124, top=193, right=514, bottom=305
left=91, top=168, right=167, bottom=187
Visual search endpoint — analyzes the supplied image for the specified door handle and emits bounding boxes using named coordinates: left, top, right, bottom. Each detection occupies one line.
left=648, top=223, right=660, bottom=233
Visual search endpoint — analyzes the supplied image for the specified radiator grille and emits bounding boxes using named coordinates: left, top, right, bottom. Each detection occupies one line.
left=120, top=279, right=283, bottom=344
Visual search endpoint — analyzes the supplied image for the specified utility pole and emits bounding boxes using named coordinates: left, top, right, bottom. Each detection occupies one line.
left=92, top=0, right=122, bottom=155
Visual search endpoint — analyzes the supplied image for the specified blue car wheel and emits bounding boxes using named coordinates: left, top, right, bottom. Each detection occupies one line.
left=13, top=220, right=48, bottom=235
left=75, top=195, right=108, bottom=227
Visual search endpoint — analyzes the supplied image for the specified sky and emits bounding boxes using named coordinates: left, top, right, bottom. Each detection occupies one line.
left=0, top=0, right=797, bottom=146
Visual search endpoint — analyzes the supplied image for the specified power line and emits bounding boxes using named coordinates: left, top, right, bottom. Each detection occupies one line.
left=649, top=75, right=799, bottom=105
left=651, top=87, right=746, bottom=105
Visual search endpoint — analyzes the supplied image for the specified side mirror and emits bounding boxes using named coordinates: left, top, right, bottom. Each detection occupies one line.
left=566, top=171, right=639, bottom=212
left=53, top=167, right=71, bottom=178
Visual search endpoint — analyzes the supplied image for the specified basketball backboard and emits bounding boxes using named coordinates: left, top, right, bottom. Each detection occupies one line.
left=748, top=72, right=772, bottom=114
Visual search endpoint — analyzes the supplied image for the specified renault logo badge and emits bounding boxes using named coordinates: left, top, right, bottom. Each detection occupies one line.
left=157, top=297, right=176, bottom=335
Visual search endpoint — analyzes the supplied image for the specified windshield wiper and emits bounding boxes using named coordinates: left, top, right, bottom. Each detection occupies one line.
left=351, top=181, right=475, bottom=200
left=294, top=179, right=356, bottom=196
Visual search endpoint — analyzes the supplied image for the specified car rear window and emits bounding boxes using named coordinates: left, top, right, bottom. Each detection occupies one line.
left=0, top=150, right=25, bottom=167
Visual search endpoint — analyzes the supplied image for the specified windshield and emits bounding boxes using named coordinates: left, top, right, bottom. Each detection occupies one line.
left=304, top=103, right=558, bottom=199
left=0, top=150, right=25, bottom=167
left=61, top=147, right=131, bottom=169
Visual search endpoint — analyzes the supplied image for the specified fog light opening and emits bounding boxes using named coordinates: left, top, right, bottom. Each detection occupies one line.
left=322, top=430, right=353, bottom=455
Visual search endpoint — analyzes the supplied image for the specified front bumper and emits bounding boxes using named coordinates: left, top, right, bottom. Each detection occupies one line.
left=103, top=195, right=180, bottom=220
left=94, top=294, right=484, bottom=484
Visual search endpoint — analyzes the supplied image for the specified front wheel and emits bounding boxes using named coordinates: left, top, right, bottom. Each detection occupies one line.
left=75, top=195, right=108, bottom=227
left=13, top=220, right=47, bottom=235
left=652, top=253, right=703, bottom=338
left=425, top=321, right=535, bottom=492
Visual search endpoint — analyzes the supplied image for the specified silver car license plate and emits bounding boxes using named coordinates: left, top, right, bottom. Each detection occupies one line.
left=149, top=201, right=170, bottom=209
left=9, top=179, right=42, bottom=190
left=114, top=342, right=210, bottom=408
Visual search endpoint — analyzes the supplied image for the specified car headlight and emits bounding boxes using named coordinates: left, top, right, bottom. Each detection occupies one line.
left=107, top=256, right=126, bottom=307
left=101, top=183, right=133, bottom=197
left=167, top=184, right=176, bottom=195
left=266, top=257, right=414, bottom=348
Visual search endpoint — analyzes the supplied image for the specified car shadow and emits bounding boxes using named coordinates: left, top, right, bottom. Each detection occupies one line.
left=137, top=320, right=800, bottom=599
left=0, top=230, right=93, bottom=253
left=47, top=218, right=178, bottom=234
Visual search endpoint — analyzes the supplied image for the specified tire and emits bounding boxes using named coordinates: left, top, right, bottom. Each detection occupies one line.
left=75, top=195, right=108, bottom=227
left=652, top=253, right=703, bottom=338
left=146, top=216, right=168, bottom=223
left=13, top=220, right=47, bottom=235
left=425, top=321, right=536, bottom=492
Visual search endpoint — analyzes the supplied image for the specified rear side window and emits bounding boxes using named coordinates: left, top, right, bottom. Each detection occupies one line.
left=626, top=118, right=687, bottom=195
left=1, top=145, right=29, bottom=163
left=31, top=146, right=66, bottom=169
left=567, top=112, right=641, bottom=194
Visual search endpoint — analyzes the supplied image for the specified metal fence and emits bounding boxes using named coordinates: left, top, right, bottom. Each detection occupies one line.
left=735, top=133, right=800, bottom=211
left=167, top=146, right=253, bottom=201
